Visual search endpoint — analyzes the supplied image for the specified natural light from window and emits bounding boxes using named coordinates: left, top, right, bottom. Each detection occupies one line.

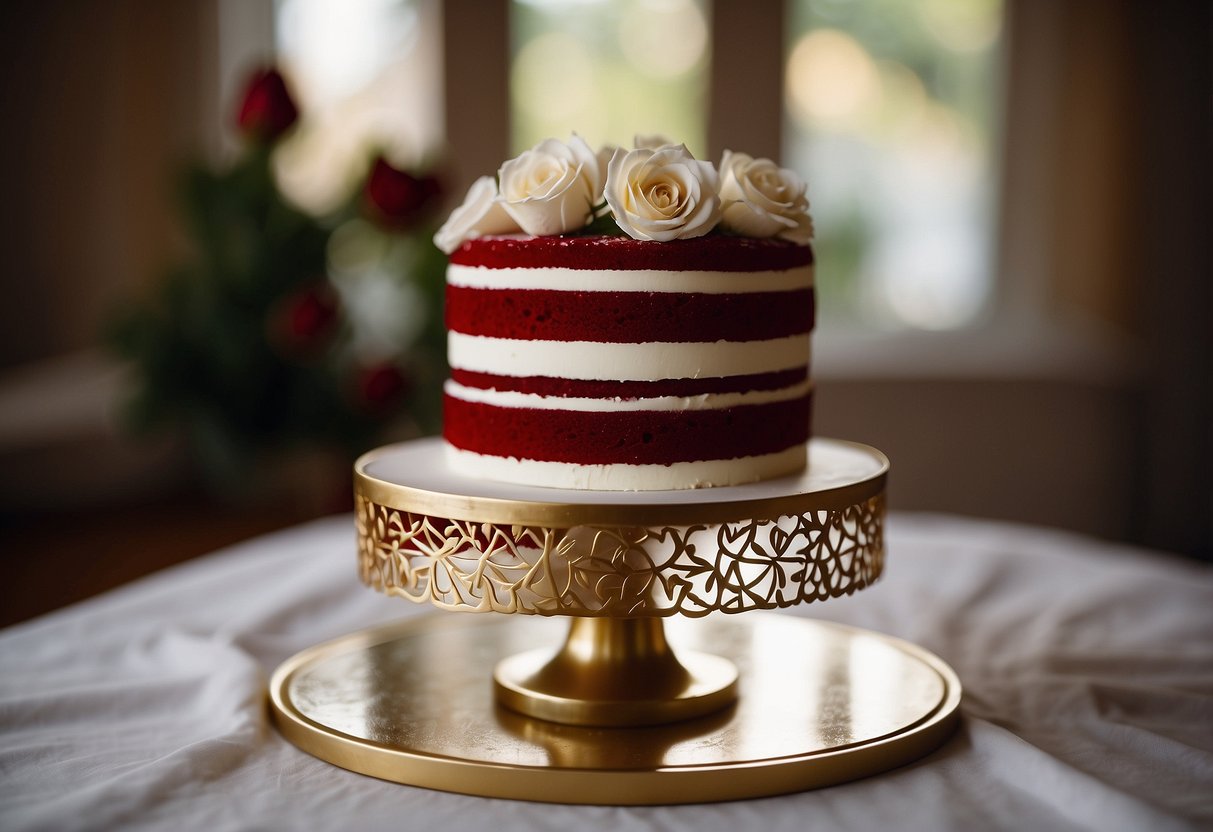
left=270, top=0, right=444, bottom=366
left=272, top=0, right=442, bottom=214
left=510, top=0, right=710, bottom=156
left=785, top=0, right=1003, bottom=331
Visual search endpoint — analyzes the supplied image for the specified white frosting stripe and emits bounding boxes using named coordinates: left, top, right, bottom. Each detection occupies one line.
left=447, top=264, right=814, bottom=294
left=444, top=444, right=807, bottom=491
left=447, top=333, right=813, bottom=381
left=444, top=378, right=813, bottom=412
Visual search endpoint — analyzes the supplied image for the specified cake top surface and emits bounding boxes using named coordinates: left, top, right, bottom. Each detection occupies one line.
left=449, top=234, right=814, bottom=271
left=434, top=134, right=814, bottom=256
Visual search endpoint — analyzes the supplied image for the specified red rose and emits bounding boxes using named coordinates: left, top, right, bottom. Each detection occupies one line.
left=236, top=67, right=299, bottom=143
left=364, top=156, right=441, bottom=229
left=268, top=283, right=340, bottom=357
left=357, top=362, right=410, bottom=414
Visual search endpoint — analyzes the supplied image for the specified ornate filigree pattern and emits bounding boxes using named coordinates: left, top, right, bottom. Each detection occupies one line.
left=356, top=493, right=885, bottom=617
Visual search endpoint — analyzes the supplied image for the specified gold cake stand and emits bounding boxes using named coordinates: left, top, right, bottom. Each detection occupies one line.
left=269, top=438, right=962, bottom=804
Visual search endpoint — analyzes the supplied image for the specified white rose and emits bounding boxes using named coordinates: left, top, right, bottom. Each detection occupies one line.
left=604, top=144, right=722, bottom=241
left=597, top=142, right=622, bottom=172
left=718, top=150, right=814, bottom=243
left=498, top=135, right=603, bottom=236
left=433, top=176, right=520, bottom=254
left=594, top=143, right=622, bottom=216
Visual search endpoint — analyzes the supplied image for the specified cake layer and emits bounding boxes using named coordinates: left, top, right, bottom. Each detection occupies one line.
left=448, top=333, right=811, bottom=381
left=450, top=234, right=814, bottom=272
left=446, top=286, right=815, bottom=342
left=449, top=367, right=808, bottom=399
left=444, top=444, right=808, bottom=490
left=441, top=234, right=815, bottom=490
left=443, top=390, right=812, bottom=466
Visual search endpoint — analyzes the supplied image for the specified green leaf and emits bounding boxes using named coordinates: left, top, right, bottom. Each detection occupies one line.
left=581, top=212, right=624, bottom=236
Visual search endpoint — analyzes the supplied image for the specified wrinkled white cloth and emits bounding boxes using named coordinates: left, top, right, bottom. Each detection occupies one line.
left=1, top=513, right=1211, bottom=831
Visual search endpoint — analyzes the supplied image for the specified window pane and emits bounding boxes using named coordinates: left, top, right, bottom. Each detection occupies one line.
left=510, top=0, right=710, bottom=155
left=785, top=0, right=1003, bottom=330
left=273, top=0, right=443, bottom=214
left=271, top=0, right=445, bottom=370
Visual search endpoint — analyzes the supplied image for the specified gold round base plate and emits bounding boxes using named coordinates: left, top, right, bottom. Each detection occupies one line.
left=269, top=613, right=961, bottom=805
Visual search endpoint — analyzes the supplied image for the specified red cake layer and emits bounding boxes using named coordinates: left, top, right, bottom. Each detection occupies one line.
left=446, top=286, right=814, bottom=343
left=450, top=367, right=809, bottom=399
left=444, top=392, right=812, bottom=465
left=451, top=234, right=814, bottom=272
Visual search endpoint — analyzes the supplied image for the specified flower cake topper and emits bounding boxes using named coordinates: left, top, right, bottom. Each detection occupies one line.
left=434, top=134, right=814, bottom=254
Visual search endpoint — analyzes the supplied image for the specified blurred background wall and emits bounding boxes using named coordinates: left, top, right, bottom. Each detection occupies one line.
left=0, top=2, right=266, bottom=368
left=0, top=0, right=1208, bottom=622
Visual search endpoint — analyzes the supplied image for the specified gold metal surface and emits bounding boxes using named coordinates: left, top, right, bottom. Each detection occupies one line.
left=493, top=617, right=738, bottom=726
left=355, top=437, right=888, bottom=527
left=354, top=439, right=887, bottom=617
left=269, top=613, right=962, bottom=804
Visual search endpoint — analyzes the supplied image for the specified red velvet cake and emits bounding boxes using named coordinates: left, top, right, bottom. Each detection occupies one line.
left=433, top=134, right=815, bottom=489
left=441, top=234, right=815, bottom=490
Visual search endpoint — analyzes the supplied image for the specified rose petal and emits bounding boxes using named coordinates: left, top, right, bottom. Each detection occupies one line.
left=433, top=176, right=519, bottom=254
left=634, top=133, right=677, bottom=150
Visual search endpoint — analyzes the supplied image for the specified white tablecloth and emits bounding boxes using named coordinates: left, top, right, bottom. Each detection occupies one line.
left=2, top=514, right=1211, bottom=831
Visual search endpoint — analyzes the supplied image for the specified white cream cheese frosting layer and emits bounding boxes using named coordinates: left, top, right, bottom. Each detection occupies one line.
left=447, top=264, right=814, bottom=294
left=444, top=378, right=813, bottom=412
left=444, top=444, right=807, bottom=491
left=447, top=333, right=812, bottom=381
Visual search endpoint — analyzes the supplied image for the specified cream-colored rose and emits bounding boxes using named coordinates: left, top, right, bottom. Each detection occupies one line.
left=498, top=135, right=603, bottom=236
left=604, top=144, right=722, bottom=241
left=594, top=143, right=621, bottom=216
left=597, top=142, right=622, bottom=173
left=718, top=150, right=814, bottom=243
left=433, top=176, right=520, bottom=254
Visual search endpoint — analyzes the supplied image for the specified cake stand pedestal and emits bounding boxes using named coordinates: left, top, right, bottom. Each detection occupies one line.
left=269, top=438, right=961, bottom=804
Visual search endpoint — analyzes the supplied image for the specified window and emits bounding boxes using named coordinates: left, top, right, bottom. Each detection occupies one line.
left=270, top=0, right=446, bottom=365
left=273, top=0, right=443, bottom=214
left=271, top=0, right=1002, bottom=333
left=510, top=0, right=710, bottom=155
left=784, top=0, right=1003, bottom=330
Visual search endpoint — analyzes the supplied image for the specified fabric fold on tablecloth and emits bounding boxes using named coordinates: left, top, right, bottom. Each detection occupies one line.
left=2, top=514, right=1211, bottom=831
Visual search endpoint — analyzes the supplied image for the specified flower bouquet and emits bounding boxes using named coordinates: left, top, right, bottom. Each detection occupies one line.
left=435, top=133, right=813, bottom=252
left=110, top=68, right=445, bottom=497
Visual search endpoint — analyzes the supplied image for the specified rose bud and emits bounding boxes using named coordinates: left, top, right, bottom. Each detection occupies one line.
left=235, top=67, right=299, bottom=143
left=364, top=156, right=442, bottom=229
left=268, top=283, right=341, bottom=358
left=356, top=361, right=411, bottom=414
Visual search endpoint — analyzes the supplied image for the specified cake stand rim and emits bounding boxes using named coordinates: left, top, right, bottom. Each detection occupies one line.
left=354, top=436, right=888, bottom=527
